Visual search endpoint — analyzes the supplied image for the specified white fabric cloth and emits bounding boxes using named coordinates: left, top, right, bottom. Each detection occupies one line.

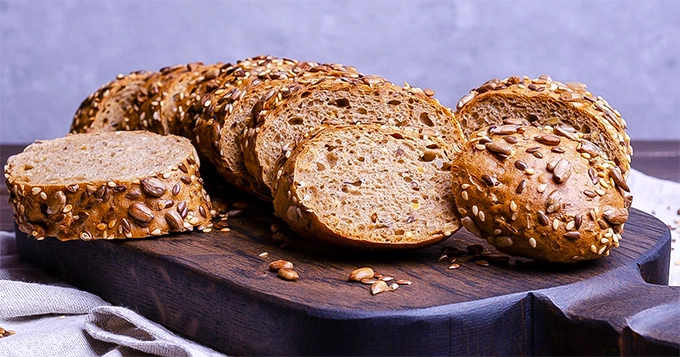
left=0, top=169, right=678, bottom=356
left=0, top=232, right=226, bottom=356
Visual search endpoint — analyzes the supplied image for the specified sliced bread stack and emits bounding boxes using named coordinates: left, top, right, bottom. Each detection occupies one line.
left=66, top=55, right=465, bottom=248
left=5, top=131, right=212, bottom=241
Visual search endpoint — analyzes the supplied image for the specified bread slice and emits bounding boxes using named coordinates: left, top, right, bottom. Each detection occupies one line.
left=200, top=60, right=360, bottom=198
left=272, top=125, right=460, bottom=250
left=243, top=76, right=465, bottom=198
left=131, top=63, right=205, bottom=135
left=4, top=131, right=212, bottom=241
left=70, top=71, right=152, bottom=133
left=191, top=56, right=312, bottom=195
left=454, top=75, right=632, bottom=176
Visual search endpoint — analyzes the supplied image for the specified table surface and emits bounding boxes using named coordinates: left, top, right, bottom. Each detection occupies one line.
left=1, top=141, right=679, bottom=232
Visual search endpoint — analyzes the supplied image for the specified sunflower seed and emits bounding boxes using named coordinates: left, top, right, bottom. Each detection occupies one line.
left=165, top=210, right=183, bottom=231
left=603, top=207, right=629, bottom=225
left=552, top=159, right=572, bottom=183
left=485, top=141, right=512, bottom=156
left=46, top=191, right=66, bottom=215
left=609, top=167, right=630, bottom=192
left=278, top=268, right=299, bottom=281
left=349, top=267, right=374, bottom=281
left=269, top=260, right=294, bottom=272
left=129, top=202, right=154, bottom=223
left=535, top=134, right=561, bottom=146
left=141, top=177, right=167, bottom=197
left=371, top=280, right=389, bottom=295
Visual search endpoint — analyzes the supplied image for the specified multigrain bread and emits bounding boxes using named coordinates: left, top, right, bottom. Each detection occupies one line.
left=273, top=125, right=461, bottom=250
left=191, top=57, right=324, bottom=196
left=71, top=71, right=152, bottom=133
left=450, top=124, right=632, bottom=263
left=4, top=131, right=212, bottom=241
left=243, top=76, right=465, bottom=198
left=455, top=75, right=632, bottom=177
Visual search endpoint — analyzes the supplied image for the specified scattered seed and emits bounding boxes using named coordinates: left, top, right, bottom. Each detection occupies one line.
left=258, top=252, right=269, bottom=258
left=349, top=267, right=374, bottom=281
left=396, top=279, right=412, bottom=285
left=448, top=263, right=460, bottom=269
left=278, top=268, right=299, bottom=281
left=371, top=280, right=388, bottom=295
left=269, top=260, right=294, bottom=272
left=380, top=276, right=394, bottom=282
left=360, top=278, right=377, bottom=285
left=476, top=260, right=490, bottom=267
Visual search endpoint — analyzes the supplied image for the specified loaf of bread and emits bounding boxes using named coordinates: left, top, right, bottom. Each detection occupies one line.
left=190, top=57, right=358, bottom=198
left=450, top=123, right=631, bottom=262
left=71, top=70, right=152, bottom=133
left=4, top=131, right=213, bottom=241
left=455, top=75, right=632, bottom=177
left=242, top=76, right=465, bottom=198
left=273, top=125, right=460, bottom=250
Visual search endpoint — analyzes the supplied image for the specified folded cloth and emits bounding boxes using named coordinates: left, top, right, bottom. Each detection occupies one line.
left=0, top=232, right=226, bottom=357
left=627, top=169, right=680, bottom=285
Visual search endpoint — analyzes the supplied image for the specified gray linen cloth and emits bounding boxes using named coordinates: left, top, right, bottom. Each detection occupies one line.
left=0, top=169, right=678, bottom=356
left=0, top=232, right=226, bottom=356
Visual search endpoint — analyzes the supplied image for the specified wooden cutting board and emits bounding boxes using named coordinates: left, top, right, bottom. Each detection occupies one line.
left=15, top=195, right=679, bottom=356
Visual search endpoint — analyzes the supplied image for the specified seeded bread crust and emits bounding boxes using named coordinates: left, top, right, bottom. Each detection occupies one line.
left=455, top=75, right=632, bottom=177
left=4, top=131, right=212, bottom=241
left=70, top=71, right=152, bottom=133
left=132, top=63, right=206, bottom=135
left=191, top=57, right=318, bottom=196
left=450, top=124, right=631, bottom=263
left=273, top=125, right=461, bottom=250
left=243, top=76, right=465, bottom=198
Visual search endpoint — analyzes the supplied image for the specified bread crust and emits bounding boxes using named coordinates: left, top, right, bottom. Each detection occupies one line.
left=5, top=132, right=212, bottom=241
left=455, top=75, right=632, bottom=177
left=273, top=125, right=460, bottom=250
left=70, top=71, right=152, bottom=133
left=450, top=124, right=631, bottom=263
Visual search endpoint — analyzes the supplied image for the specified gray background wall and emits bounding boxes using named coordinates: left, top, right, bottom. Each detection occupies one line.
left=1, top=0, right=678, bottom=144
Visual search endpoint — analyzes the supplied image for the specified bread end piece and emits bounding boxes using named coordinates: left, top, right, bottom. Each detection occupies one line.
left=5, top=131, right=213, bottom=241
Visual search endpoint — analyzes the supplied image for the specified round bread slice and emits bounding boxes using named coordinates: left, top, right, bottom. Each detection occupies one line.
left=244, top=75, right=465, bottom=198
left=454, top=75, right=632, bottom=177
left=272, top=125, right=461, bottom=250
left=450, top=124, right=631, bottom=263
left=70, top=70, right=152, bottom=133
left=4, top=131, right=212, bottom=241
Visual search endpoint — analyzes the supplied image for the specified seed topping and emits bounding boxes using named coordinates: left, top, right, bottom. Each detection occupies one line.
left=534, top=134, right=561, bottom=146
left=141, top=177, right=167, bottom=197
left=128, top=202, right=154, bottom=223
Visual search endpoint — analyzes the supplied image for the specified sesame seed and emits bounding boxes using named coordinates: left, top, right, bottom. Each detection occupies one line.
left=552, top=219, right=560, bottom=230
left=472, top=205, right=479, bottom=216
left=598, top=245, right=607, bottom=255
left=566, top=221, right=575, bottom=230
left=591, top=244, right=598, bottom=253
left=537, top=184, right=548, bottom=193
left=478, top=211, right=486, bottom=222
left=461, top=183, right=470, bottom=189
left=462, top=191, right=469, bottom=200
left=529, top=238, right=537, bottom=248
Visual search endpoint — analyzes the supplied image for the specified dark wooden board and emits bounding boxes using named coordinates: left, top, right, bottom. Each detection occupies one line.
left=15, top=203, right=680, bottom=356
